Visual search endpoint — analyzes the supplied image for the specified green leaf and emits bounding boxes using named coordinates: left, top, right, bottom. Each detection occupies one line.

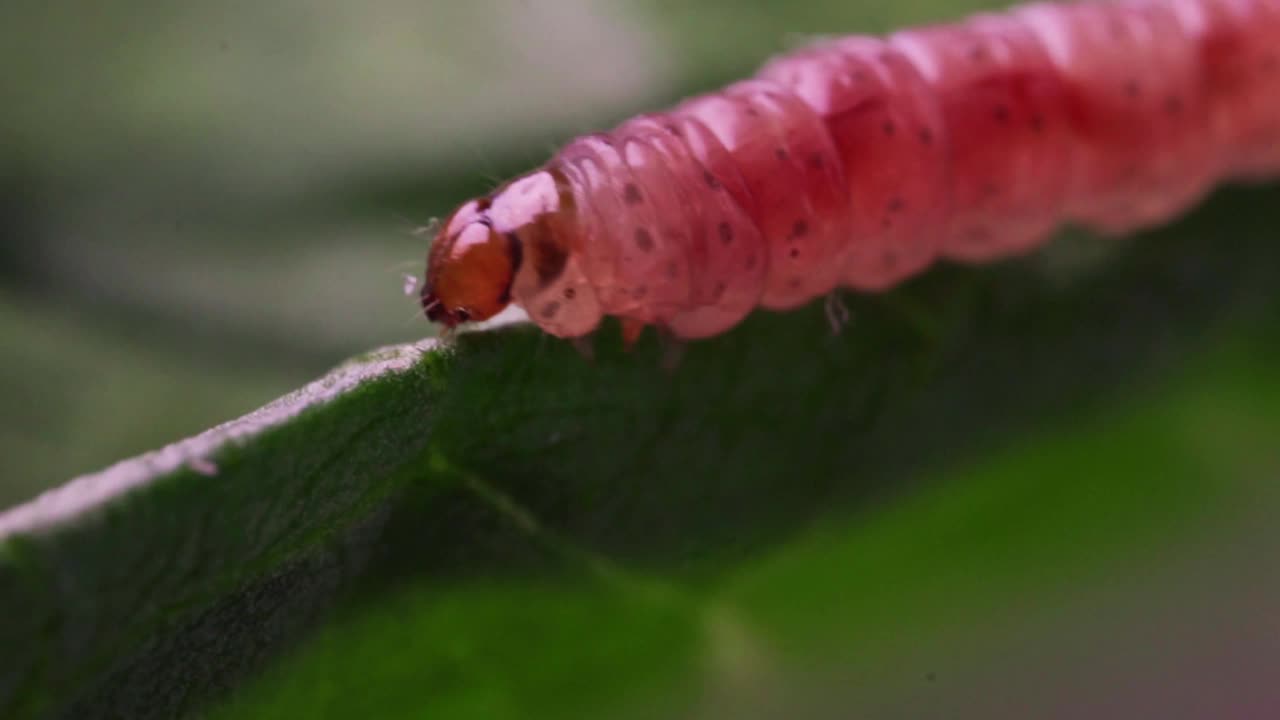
left=4, top=185, right=1280, bottom=719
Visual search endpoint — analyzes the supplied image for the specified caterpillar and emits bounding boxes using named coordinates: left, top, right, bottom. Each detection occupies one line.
left=420, top=0, right=1280, bottom=344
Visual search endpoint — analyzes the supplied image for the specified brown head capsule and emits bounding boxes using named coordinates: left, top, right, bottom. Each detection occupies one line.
left=422, top=169, right=599, bottom=334
left=420, top=198, right=518, bottom=328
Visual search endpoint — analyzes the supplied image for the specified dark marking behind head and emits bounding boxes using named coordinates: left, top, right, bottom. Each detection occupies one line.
left=501, top=232, right=524, bottom=304
left=528, top=222, right=569, bottom=286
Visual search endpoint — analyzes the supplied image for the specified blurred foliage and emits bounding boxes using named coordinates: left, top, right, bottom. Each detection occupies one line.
left=2, top=0, right=1280, bottom=718
left=0, top=292, right=297, bottom=505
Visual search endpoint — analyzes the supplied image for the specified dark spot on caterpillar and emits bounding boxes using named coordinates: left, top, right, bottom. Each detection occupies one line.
left=792, top=219, right=809, bottom=237
left=666, top=261, right=679, bottom=279
left=529, top=232, right=568, bottom=285
left=993, top=104, right=1010, bottom=124
left=704, top=170, right=722, bottom=189
left=809, top=153, right=825, bottom=169
left=918, top=128, right=934, bottom=145
left=887, top=196, right=905, bottom=213
left=968, top=44, right=985, bottom=62
left=882, top=120, right=896, bottom=137
left=775, top=148, right=789, bottom=161
left=788, top=277, right=802, bottom=289
left=745, top=106, right=759, bottom=117
left=789, top=247, right=800, bottom=259
left=1030, top=114, right=1045, bottom=133
left=881, top=217, right=894, bottom=230
left=745, top=254, right=758, bottom=270
left=540, top=301, right=561, bottom=319
left=851, top=69, right=868, bottom=83
left=877, top=51, right=894, bottom=65
left=1123, top=80, right=1141, bottom=99
left=714, top=281, right=727, bottom=298
left=563, top=287, right=576, bottom=300
left=1164, top=95, right=1184, bottom=115
left=718, top=222, right=734, bottom=245
left=631, top=285, right=647, bottom=299
left=665, top=123, right=682, bottom=137
left=634, top=227, right=654, bottom=252
left=981, top=182, right=999, bottom=198
left=623, top=183, right=643, bottom=205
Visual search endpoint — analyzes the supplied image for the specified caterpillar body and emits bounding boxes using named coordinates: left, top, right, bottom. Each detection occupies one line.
left=421, top=0, right=1280, bottom=342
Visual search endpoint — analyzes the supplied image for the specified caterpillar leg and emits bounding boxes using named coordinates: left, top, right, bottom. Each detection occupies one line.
left=620, top=318, right=647, bottom=350
left=824, top=291, right=851, bottom=336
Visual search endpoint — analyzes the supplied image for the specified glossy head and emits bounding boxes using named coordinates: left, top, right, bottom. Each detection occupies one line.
left=420, top=198, right=520, bottom=328
left=422, top=170, right=579, bottom=331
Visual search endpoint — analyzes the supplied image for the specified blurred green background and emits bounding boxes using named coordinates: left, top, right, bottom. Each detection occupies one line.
left=1, top=0, right=1016, bottom=506
left=5, top=1, right=1280, bottom=718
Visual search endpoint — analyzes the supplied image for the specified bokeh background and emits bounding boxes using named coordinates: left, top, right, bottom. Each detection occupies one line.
left=5, top=1, right=1280, bottom=718
left=2, top=0, right=999, bottom=506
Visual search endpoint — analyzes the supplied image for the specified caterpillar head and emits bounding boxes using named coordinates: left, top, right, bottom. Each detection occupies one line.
left=421, top=170, right=573, bottom=330
left=420, top=199, right=518, bottom=328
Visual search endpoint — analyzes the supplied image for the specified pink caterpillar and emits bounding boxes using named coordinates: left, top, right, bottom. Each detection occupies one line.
left=421, top=0, right=1280, bottom=344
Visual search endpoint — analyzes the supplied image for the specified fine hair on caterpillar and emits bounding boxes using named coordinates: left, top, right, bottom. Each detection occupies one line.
left=420, top=0, right=1280, bottom=346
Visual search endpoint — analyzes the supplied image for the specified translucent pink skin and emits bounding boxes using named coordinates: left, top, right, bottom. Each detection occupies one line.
left=496, top=0, right=1280, bottom=340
